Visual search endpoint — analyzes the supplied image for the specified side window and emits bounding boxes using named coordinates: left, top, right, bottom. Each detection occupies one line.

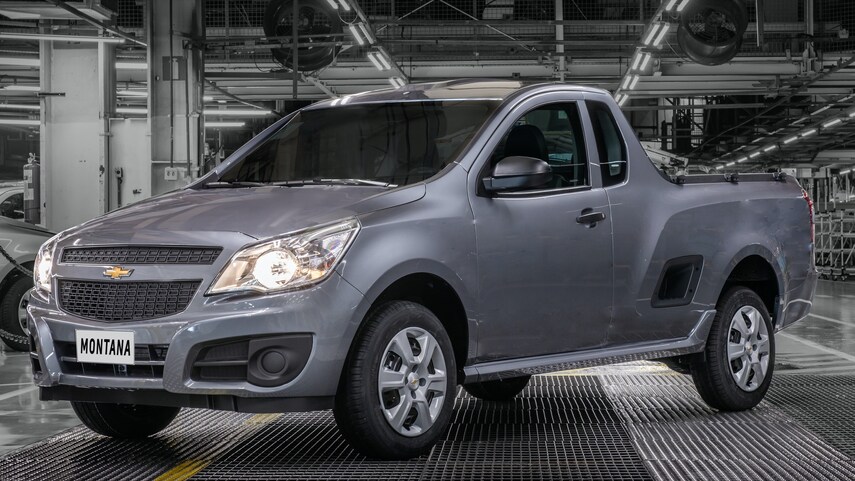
left=587, top=101, right=628, bottom=187
left=0, top=193, right=23, bottom=220
left=489, top=103, right=589, bottom=190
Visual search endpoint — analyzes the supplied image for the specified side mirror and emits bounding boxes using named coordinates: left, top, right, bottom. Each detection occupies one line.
left=482, top=156, right=553, bottom=193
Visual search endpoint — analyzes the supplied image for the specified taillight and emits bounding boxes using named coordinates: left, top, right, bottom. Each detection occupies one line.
left=802, top=189, right=814, bottom=243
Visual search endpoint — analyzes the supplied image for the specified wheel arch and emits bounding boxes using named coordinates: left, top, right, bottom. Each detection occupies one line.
left=344, top=261, right=475, bottom=378
left=719, top=247, right=783, bottom=325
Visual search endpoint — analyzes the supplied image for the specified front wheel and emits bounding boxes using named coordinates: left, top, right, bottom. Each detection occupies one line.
left=691, top=287, right=774, bottom=411
left=71, top=402, right=180, bottom=438
left=334, top=301, right=457, bottom=460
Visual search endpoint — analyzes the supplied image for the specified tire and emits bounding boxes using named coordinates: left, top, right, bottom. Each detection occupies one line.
left=690, top=287, right=775, bottom=411
left=463, top=375, right=531, bottom=401
left=71, top=402, right=180, bottom=438
left=0, top=276, right=33, bottom=352
left=334, top=301, right=457, bottom=460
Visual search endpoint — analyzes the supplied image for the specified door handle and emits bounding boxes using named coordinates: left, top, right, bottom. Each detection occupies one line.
left=576, top=209, right=606, bottom=226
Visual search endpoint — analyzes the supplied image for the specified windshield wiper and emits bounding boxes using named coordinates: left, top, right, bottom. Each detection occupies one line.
left=204, top=181, right=267, bottom=188
left=271, top=178, right=398, bottom=188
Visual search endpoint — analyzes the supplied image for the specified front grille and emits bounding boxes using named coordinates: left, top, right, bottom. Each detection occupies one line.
left=61, top=246, right=222, bottom=265
left=56, top=341, right=168, bottom=378
left=58, top=279, right=200, bottom=321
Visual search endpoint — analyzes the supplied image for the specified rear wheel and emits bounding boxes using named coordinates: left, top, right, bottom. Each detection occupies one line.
left=334, top=301, right=456, bottom=460
left=0, top=276, right=33, bottom=352
left=463, top=375, right=531, bottom=401
left=691, top=287, right=774, bottom=411
left=71, top=402, right=180, bottom=438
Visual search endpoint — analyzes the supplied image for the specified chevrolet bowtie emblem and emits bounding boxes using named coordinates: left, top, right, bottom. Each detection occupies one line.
left=103, top=266, right=133, bottom=279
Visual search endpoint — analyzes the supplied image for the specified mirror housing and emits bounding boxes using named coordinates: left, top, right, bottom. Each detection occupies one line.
left=482, top=156, right=553, bottom=193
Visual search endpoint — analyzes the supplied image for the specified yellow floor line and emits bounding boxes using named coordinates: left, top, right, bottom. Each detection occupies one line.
left=153, top=460, right=210, bottom=481
left=153, top=413, right=283, bottom=480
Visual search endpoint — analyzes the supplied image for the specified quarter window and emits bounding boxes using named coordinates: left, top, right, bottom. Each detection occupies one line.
left=587, top=101, right=628, bottom=187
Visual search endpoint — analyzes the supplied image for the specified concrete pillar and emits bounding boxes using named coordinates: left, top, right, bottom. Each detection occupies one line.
left=39, top=40, right=114, bottom=231
left=146, top=0, right=204, bottom=195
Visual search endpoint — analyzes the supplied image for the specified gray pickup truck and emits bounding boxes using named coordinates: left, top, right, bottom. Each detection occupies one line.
left=29, top=80, right=816, bottom=459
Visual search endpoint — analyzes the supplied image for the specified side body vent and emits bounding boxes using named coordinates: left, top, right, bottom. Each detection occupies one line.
left=651, top=255, right=704, bottom=308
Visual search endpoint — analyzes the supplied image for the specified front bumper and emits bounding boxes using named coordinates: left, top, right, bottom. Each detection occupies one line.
left=29, top=273, right=365, bottom=404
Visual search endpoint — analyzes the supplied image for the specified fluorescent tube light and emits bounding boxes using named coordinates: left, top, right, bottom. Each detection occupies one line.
left=206, top=121, right=245, bottom=128
left=628, top=75, right=640, bottom=90
left=664, top=0, right=680, bottom=12
left=367, top=52, right=385, bottom=71
left=763, top=145, right=778, bottom=152
left=0, top=118, right=39, bottom=126
left=348, top=24, right=365, bottom=46
left=653, top=24, right=670, bottom=46
left=2, top=85, right=40, bottom=91
left=0, top=104, right=38, bottom=111
left=639, top=53, right=652, bottom=70
left=0, top=57, right=39, bottom=67
left=725, top=161, right=735, bottom=167
left=116, top=62, right=147, bottom=70
left=782, top=136, right=798, bottom=144
left=389, top=77, right=405, bottom=89
left=749, top=152, right=761, bottom=159
left=823, top=118, right=843, bottom=129
left=801, top=128, right=818, bottom=137
left=631, top=52, right=642, bottom=70
left=338, top=0, right=352, bottom=11
left=621, top=76, right=632, bottom=90
left=0, top=32, right=124, bottom=44
left=116, top=107, right=147, bottom=114
left=117, top=90, right=147, bottom=97
left=676, top=0, right=691, bottom=12
left=642, top=24, right=662, bottom=46
left=203, top=109, right=272, bottom=116
left=358, top=23, right=375, bottom=44
left=325, top=0, right=339, bottom=8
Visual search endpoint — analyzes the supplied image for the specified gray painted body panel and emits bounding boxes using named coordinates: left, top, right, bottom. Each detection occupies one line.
left=29, top=80, right=816, bottom=407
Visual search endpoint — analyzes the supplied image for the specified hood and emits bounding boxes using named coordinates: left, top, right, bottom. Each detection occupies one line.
left=61, top=184, right=425, bottom=246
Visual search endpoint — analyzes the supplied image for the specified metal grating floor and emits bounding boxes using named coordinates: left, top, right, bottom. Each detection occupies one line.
left=1, top=369, right=854, bottom=480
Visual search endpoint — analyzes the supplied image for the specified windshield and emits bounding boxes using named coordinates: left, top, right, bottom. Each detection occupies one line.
left=218, top=100, right=500, bottom=186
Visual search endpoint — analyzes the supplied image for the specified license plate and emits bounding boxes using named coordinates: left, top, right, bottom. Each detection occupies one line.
left=76, top=330, right=135, bottom=365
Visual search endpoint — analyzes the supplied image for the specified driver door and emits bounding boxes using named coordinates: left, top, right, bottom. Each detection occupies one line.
left=469, top=100, right=614, bottom=362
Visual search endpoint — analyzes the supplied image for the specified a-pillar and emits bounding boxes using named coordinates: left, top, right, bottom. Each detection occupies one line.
left=146, top=0, right=204, bottom=195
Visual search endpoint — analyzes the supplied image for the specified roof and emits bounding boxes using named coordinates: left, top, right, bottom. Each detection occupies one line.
left=306, top=79, right=610, bottom=109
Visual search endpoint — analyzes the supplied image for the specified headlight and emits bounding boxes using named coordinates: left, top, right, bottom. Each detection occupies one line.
left=208, top=218, right=360, bottom=295
left=34, top=234, right=60, bottom=294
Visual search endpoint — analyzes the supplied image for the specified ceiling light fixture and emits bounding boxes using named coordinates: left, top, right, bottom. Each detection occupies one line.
left=725, top=161, right=735, bottom=167
left=0, top=32, right=124, bottom=44
left=389, top=77, right=406, bottom=89
left=630, top=52, right=643, bottom=70
left=358, top=23, right=375, bottom=44
left=1, top=85, right=40, bottom=92
left=203, top=109, right=273, bottom=116
left=116, top=62, right=147, bottom=70
left=642, top=23, right=662, bottom=46
left=338, top=0, right=352, bottom=12
left=0, top=118, right=39, bottom=126
left=348, top=24, right=365, bottom=46
left=782, top=136, right=798, bottom=144
left=639, top=53, right=652, bottom=70
left=823, top=118, right=843, bottom=129
left=325, top=0, right=339, bottom=8
left=763, top=145, right=778, bottom=152
left=206, top=121, right=245, bottom=128
left=116, top=107, right=147, bottom=114
left=652, top=24, right=671, bottom=47
left=664, top=0, right=680, bottom=12
left=801, top=128, right=818, bottom=137
left=628, top=75, right=641, bottom=90
left=116, top=89, right=147, bottom=97
left=0, top=104, right=38, bottom=111
left=736, top=156, right=748, bottom=163
left=676, top=0, right=692, bottom=13
left=749, top=152, right=761, bottom=159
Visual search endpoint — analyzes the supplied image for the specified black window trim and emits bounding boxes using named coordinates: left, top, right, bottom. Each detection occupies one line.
left=585, top=99, right=631, bottom=189
left=476, top=99, right=593, bottom=199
